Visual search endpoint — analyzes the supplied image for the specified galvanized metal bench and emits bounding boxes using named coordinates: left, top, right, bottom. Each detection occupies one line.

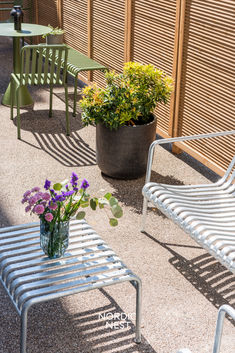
left=142, top=130, right=235, bottom=274
left=0, top=219, right=141, bottom=353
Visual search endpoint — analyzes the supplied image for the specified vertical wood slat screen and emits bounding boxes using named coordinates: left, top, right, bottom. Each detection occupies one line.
left=63, top=0, right=87, bottom=56
left=175, top=0, right=235, bottom=175
left=37, top=0, right=58, bottom=31
left=92, top=0, right=126, bottom=87
left=62, top=0, right=88, bottom=81
left=131, top=0, right=177, bottom=137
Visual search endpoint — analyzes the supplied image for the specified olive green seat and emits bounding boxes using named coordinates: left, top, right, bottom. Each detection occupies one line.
left=10, top=44, right=69, bottom=139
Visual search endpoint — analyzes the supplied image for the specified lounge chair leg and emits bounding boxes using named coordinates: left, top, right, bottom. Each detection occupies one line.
left=73, top=77, right=78, bottom=117
left=134, top=279, right=142, bottom=344
left=49, top=85, right=53, bottom=118
left=20, top=307, right=28, bottom=353
left=141, top=198, right=148, bottom=232
left=65, top=85, right=70, bottom=136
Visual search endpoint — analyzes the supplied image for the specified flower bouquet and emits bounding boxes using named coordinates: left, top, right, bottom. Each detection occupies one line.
left=22, top=172, right=123, bottom=258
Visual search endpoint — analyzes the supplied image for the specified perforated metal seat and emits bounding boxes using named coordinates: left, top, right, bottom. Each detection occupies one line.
left=142, top=130, right=235, bottom=273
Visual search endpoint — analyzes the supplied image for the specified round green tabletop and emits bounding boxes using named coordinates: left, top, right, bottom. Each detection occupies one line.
left=0, top=23, right=51, bottom=37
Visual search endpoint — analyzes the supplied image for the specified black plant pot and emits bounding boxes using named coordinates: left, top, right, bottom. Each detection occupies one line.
left=96, top=115, right=157, bottom=179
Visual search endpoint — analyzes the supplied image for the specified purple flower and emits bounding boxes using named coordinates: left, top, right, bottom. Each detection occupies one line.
left=44, top=179, right=51, bottom=190
left=63, top=190, right=74, bottom=197
left=70, top=172, right=78, bottom=186
left=73, top=187, right=78, bottom=192
left=23, top=190, right=31, bottom=198
left=21, top=197, right=28, bottom=204
left=34, top=204, right=45, bottom=215
left=31, top=187, right=40, bottom=192
left=25, top=205, right=31, bottom=213
left=55, top=195, right=65, bottom=202
left=80, top=178, right=90, bottom=190
left=29, top=195, right=38, bottom=205
left=45, top=213, right=53, bottom=222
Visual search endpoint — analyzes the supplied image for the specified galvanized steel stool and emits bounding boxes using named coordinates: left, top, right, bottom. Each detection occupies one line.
left=0, top=220, right=141, bottom=353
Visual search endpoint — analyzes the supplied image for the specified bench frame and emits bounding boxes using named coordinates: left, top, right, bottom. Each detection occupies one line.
left=142, top=130, right=235, bottom=273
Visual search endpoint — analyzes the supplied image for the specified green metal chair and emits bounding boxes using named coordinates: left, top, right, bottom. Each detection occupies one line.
left=10, top=44, right=70, bottom=139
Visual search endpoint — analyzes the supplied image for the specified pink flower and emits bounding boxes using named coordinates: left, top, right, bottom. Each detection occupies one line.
left=34, top=204, right=45, bottom=215
left=29, top=196, right=38, bottom=205
left=43, top=193, right=50, bottom=201
left=21, top=197, right=28, bottom=204
left=31, top=187, right=40, bottom=192
left=45, top=213, right=53, bottom=222
left=48, top=202, right=57, bottom=210
left=23, top=190, right=31, bottom=198
left=25, top=205, right=31, bottom=213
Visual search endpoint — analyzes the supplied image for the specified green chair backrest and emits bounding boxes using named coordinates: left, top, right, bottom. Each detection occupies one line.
left=20, top=44, right=68, bottom=86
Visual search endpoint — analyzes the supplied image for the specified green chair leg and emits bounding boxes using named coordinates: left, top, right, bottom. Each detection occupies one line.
left=65, top=85, right=70, bottom=136
left=10, top=77, right=14, bottom=120
left=16, top=88, right=21, bottom=139
left=49, top=85, right=53, bottom=118
left=73, top=77, right=78, bottom=117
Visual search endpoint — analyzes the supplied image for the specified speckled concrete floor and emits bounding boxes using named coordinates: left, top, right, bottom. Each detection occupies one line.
left=0, top=37, right=234, bottom=353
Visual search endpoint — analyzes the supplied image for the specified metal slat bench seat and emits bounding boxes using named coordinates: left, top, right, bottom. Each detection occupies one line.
left=0, top=219, right=141, bottom=353
left=142, top=130, right=235, bottom=274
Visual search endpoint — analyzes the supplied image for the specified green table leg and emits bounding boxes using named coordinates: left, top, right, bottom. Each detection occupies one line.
left=2, top=37, right=33, bottom=107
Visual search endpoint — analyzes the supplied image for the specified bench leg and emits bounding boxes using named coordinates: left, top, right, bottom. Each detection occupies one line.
left=73, top=77, right=78, bottom=117
left=20, top=307, right=29, bottom=353
left=134, top=279, right=142, bottom=343
left=141, top=197, right=148, bottom=232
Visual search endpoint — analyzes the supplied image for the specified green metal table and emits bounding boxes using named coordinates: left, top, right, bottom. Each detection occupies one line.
left=0, top=23, right=51, bottom=107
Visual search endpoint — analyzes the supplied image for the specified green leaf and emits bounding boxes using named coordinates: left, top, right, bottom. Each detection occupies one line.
left=109, top=196, right=118, bottom=207
left=90, top=198, right=97, bottom=211
left=76, top=211, right=86, bottom=220
left=111, top=205, right=123, bottom=218
left=109, top=218, right=118, bottom=227
left=104, top=192, right=112, bottom=200
left=53, top=183, right=62, bottom=191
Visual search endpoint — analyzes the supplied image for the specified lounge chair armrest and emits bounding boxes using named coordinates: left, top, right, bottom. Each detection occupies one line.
left=145, top=130, right=235, bottom=184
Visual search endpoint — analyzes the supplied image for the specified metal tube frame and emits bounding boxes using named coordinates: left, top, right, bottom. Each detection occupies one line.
left=141, top=130, right=235, bottom=232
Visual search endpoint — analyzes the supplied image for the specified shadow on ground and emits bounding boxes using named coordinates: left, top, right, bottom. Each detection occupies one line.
left=0, top=286, right=156, bottom=353
left=11, top=110, right=96, bottom=167
left=102, top=171, right=185, bottom=215
left=143, top=231, right=235, bottom=325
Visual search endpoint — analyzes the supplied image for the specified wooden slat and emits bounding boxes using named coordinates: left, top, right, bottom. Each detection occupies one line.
left=92, top=0, right=125, bottom=87
left=176, top=0, right=235, bottom=173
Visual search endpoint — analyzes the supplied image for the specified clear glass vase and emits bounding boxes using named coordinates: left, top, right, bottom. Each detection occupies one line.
left=40, top=220, right=69, bottom=259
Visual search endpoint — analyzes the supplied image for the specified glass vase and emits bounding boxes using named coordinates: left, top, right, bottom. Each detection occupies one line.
left=40, top=220, right=69, bottom=259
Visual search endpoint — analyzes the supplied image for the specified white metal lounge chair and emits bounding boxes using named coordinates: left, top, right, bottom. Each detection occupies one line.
left=176, top=305, right=235, bottom=353
left=142, top=130, right=235, bottom=273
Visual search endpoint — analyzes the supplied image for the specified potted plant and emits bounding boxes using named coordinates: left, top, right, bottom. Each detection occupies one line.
left=42, top=24, right=65, bottom=44
left=22, top=172, right=123, bottom=259
left=80, top=62, right=174, bottom=179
